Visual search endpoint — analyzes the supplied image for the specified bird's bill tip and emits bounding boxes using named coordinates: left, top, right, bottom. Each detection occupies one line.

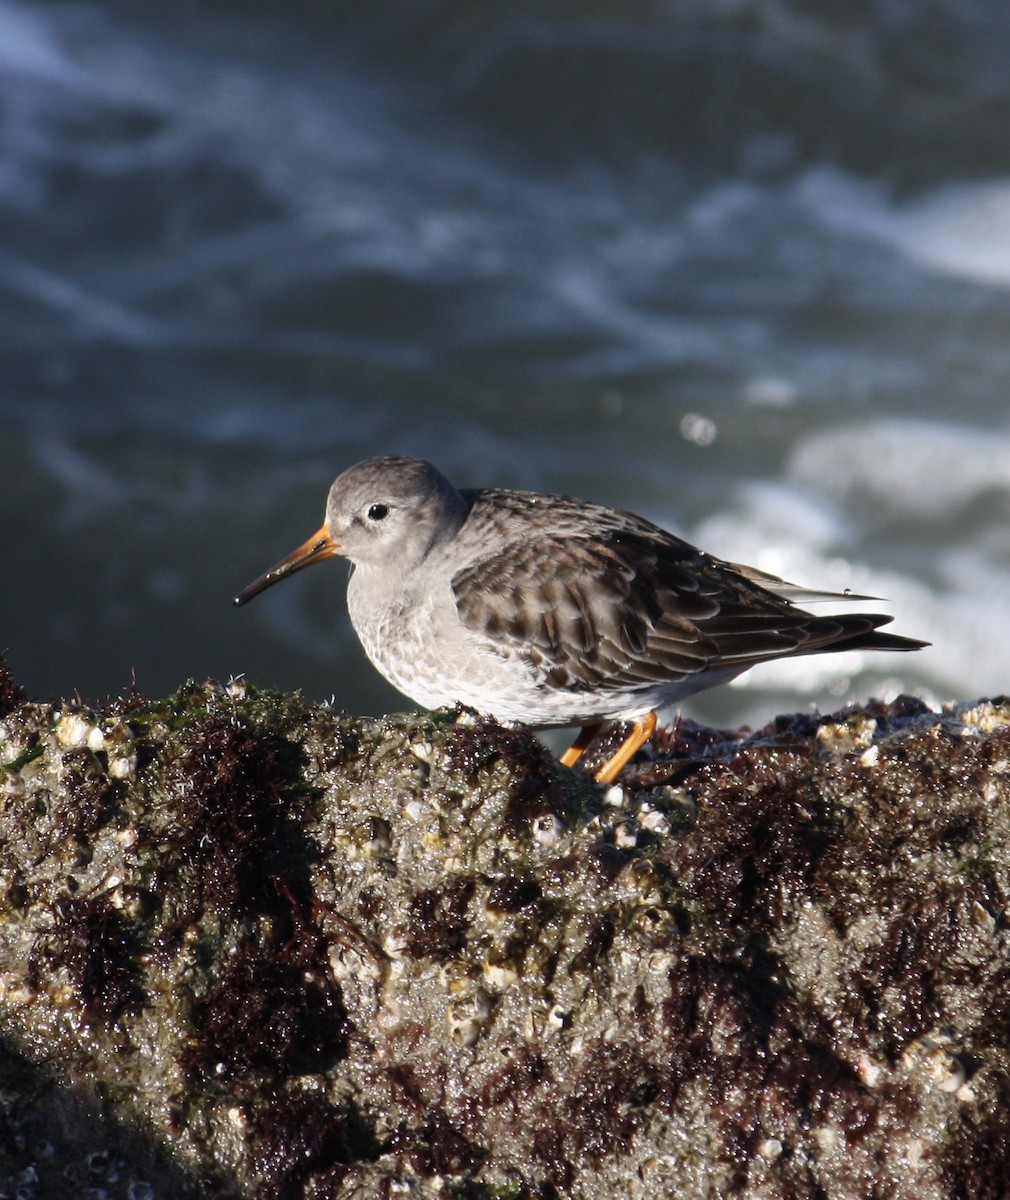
left=234, top=523, right=339, bottom=607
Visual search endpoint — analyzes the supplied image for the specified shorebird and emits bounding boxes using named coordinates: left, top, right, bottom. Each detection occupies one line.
left=235, top=456, right=927, bottom=784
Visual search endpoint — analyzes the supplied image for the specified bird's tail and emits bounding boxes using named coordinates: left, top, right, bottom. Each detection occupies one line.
left=804, top=613, right=929, bottom=656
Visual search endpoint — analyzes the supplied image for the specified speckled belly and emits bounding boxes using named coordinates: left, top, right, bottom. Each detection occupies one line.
left=346, top=571, right=735, bottom=728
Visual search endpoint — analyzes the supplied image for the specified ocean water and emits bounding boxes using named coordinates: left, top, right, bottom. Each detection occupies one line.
left=2, top=0, right=1008, bottom=730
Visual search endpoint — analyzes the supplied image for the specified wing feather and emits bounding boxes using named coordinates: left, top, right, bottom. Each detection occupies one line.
left=450, top=488, right=919, bottom=701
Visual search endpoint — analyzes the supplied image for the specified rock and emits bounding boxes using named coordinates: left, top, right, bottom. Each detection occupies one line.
left=1, top=655, right=1009, bottom=1199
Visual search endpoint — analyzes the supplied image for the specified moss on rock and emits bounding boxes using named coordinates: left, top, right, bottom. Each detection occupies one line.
left=1, top=658, right=1009, bottom=1198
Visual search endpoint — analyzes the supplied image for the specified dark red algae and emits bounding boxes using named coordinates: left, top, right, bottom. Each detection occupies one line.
left=2, top=672, right=1010, bottom=1197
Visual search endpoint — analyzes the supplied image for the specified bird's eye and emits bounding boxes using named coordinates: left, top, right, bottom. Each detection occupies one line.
left=367, top=503, right=389, bottom=521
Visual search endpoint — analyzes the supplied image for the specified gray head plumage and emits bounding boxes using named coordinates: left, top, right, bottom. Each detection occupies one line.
left=325, top=456, right=470, bottom=568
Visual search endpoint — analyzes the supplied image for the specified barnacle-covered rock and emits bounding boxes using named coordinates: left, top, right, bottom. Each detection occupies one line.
left=1, top=654, right=1010, bottom=1198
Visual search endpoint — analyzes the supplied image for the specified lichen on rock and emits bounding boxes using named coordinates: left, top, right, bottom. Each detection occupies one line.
left=1, top=652, right=1010, bottom=1198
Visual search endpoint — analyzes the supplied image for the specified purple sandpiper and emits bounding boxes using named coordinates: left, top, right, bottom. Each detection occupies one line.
left=235, top=456, right=928, bottom=783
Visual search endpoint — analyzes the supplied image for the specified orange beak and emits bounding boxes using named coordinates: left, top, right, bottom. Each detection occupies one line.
left=234, top=523, right=340, bottom=607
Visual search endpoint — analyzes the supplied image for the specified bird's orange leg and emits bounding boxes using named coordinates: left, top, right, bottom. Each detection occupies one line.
left=594, top=712, right=658, bottom=785
left=559, top=722, right=604, bottom=768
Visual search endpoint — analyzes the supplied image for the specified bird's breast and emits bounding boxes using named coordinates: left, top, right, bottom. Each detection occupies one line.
left=346, top=568, right=455, bottom=705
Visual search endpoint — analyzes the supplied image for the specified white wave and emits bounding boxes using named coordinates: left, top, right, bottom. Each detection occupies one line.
left=682, top=432, right=1004, bottom=708
left=0, top=0, right=85, bottom=84
left=796, top=167, right=1010, bottom=289
left=788, top=417, right=1010, bottom=517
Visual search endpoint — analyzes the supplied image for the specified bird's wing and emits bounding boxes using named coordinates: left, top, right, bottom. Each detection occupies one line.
left=450, top=493, right=875, bottom=695
left=726, top=561, right=878, bottom=604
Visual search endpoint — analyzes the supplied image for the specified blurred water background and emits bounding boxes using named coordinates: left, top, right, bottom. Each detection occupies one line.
left=2, top=0, right=1008, bottom=730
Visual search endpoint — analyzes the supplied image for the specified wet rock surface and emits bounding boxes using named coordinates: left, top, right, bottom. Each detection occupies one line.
left=1, top=656, right=1009, bottom=1199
